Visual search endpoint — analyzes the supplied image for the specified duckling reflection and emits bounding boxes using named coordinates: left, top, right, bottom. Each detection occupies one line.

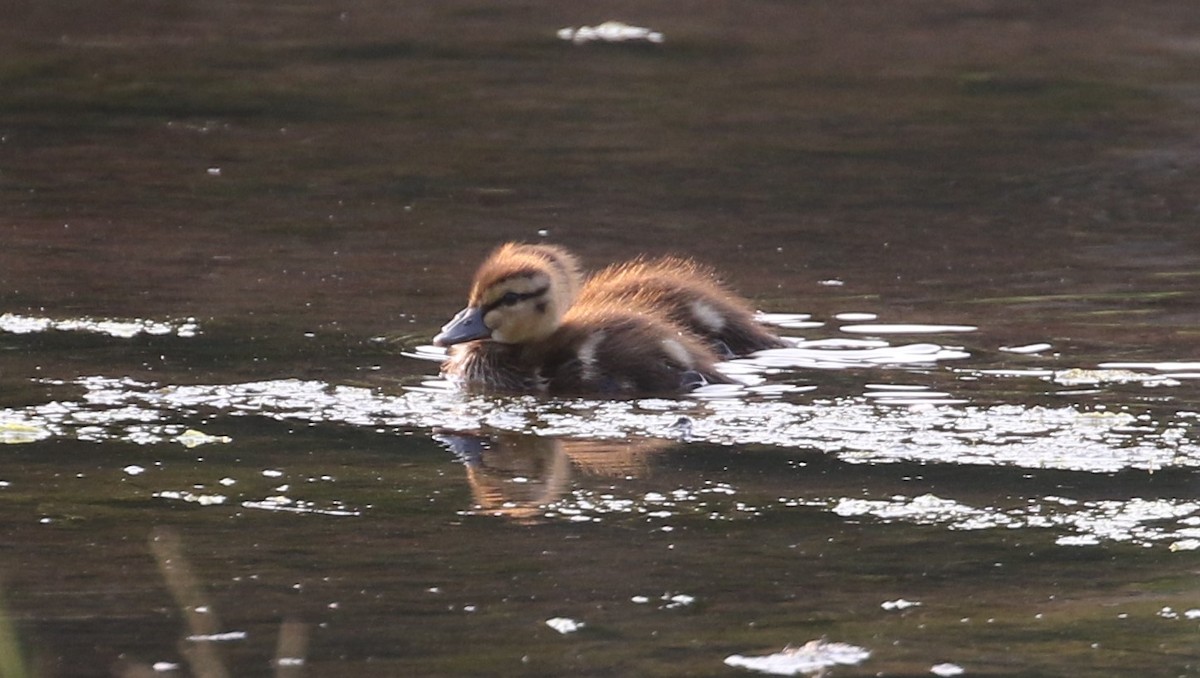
left=433, top=432, right=675, bottom=523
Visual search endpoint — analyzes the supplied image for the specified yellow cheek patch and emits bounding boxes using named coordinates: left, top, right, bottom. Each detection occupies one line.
left=483, top=307, right=505, bottom=330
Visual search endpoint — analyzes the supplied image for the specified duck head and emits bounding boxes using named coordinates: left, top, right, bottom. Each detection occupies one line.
left=434, top=243, right=582, bottom=346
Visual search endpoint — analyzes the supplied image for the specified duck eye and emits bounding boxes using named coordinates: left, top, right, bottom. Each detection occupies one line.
left=500, top=291, right=521, bottom=306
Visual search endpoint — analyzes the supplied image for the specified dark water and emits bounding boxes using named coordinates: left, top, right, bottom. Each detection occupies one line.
left=3, top=1, right=1200, bottom=676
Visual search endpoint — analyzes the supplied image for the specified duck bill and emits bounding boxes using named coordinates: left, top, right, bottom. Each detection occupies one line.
left=433, top=306, right=491, bottom=346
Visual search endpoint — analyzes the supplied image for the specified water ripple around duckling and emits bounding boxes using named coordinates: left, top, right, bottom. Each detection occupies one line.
left=4, top=312, right=1197, bottom=477
left=4, top=312, right=1199, bottom=549
left=3, top=365, right=1193, bottom=476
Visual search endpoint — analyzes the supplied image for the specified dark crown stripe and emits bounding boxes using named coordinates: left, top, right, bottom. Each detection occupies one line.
left=482, top=284, right=550, bottom=314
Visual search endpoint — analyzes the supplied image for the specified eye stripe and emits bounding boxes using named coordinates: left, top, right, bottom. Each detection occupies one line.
left=482, top=285, right=549, bottom=314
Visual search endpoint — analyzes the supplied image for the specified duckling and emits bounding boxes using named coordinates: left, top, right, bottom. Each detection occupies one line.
left=434, top=243, right=734, bottom=395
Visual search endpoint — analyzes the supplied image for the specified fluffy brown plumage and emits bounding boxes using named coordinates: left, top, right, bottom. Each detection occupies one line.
left=433, top=243, right=783, bottom=395
left=580, top=256, right=788, bottom=356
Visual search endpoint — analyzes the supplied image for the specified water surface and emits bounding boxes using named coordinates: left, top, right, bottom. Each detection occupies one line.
left=2, top=1, right=1200, bottom=675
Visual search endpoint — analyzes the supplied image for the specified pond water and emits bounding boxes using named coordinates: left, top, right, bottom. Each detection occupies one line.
left=3, top=1, right=1200, bottom=676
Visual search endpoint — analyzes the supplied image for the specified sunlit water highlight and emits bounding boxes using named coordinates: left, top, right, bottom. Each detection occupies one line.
left=9, top=371, right=1189, bottom=476
left=4, top=313, right=1198, bottom=550
left=4, top=372, right=1198, bottom=548
left=725, top=639, right=871, bottom=676
left=0, top=312, right=199, bottom=338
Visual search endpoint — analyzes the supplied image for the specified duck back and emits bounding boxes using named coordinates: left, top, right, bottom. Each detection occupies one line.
left=580, top=256, right=787, bottom=356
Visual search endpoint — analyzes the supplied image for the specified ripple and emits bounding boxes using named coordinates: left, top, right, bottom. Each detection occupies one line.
left=742, top=340, right=970, bottom=371
left=725, top=639, right=870, bottom=675
left=0, top=312, right=199, bottom=338
left=754, top=312, right=825, bottom=330
left=1100, top=361, right=1200, bottom=371
left=1000, top=342, right=1054, bottom=354
left=826, top=493, right=1200, bottom=550
left=1053, top=368, right=1182, bottom=387
left=241, top=496, right=360, bottom=517
left=840, top=323, right=978, bottom=334
left=9, top=376, right=1194, bottom=475
left=557, top=21, right=664, bottom=45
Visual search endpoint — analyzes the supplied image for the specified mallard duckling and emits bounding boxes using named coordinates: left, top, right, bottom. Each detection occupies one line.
left=434, top=243, right=734, bottom=395
left=434, top=243, right=788, bottom=394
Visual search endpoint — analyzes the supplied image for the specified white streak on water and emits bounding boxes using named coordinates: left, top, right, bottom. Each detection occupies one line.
left=557, top=21, right=664, bottom=45
left=827, top=493, right=1200, bottom=549
left=841, top=323, right=977, bottom=334
left=4, top=375, right=1194, bottom=475
left=545, top=617, right=584, bottom=634
left=725, top=639, right=870, bottom=675
left=0, top=313, right=199, bottom=338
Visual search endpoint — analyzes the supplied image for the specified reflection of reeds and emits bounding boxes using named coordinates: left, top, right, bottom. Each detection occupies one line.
left=273, top=619, right=308, bottom=677
left=0, top=588, right=29, bottom=678
left=122, top=527, right=309, bottom=678
left=149, top=527, right=229, bottom=678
